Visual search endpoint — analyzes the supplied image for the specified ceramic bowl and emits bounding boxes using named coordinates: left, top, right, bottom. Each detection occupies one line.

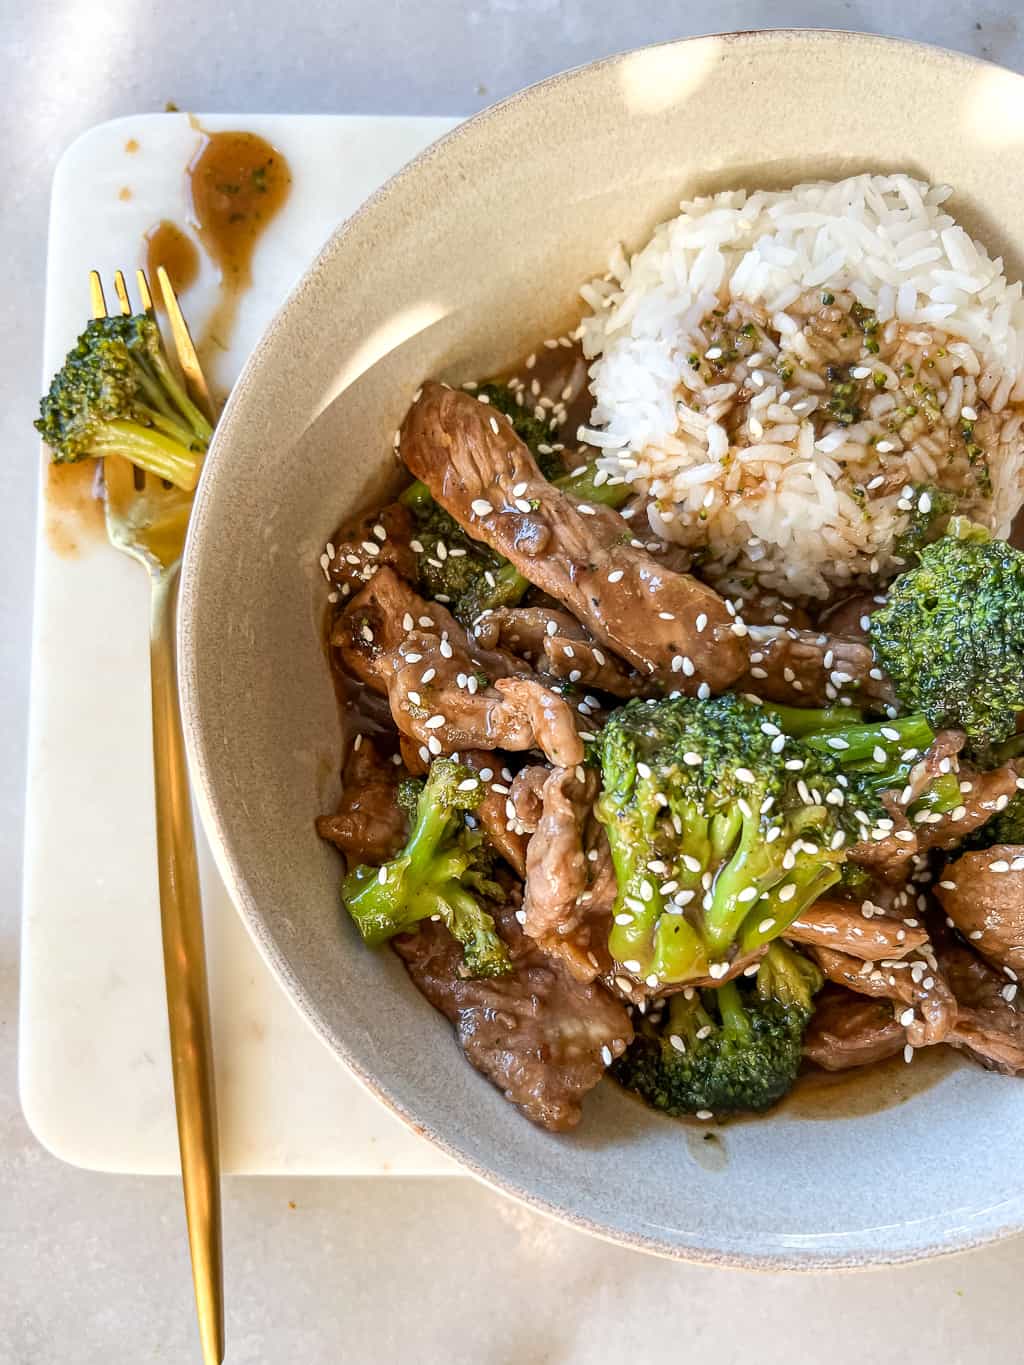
left=178, top=30, right=1024, bottom=1267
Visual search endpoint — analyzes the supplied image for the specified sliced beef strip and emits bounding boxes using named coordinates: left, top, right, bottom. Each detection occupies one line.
left=461, top=750, right=530, bottom=877
left=818, top=592, right=886, bottom=641
left=809, top=944, right=956, bottom=1047
left=786, top=898, right=928, bottom=960
left=523, top=766, right=599, bottom=941
left=734, top=594, right=812, bottom=631
left=399, top=382, right=748, bottom=692
left=741, top=625, right=895, bottom=708
left=326, top=501, right=419, bottom=600
left=315, top=737, right=407, bottom=864
left=493, top=677, right=585, bottom=769
left=509, top=764, right=549, bottom=833
left=917, top=764, right=1021, bottom=854
left=333, top=568, right=583, bottom=767
left=932, top=926, right=1024, bottom=1075
left=847, top=792, right=918, bottom=880
left=520, top=767, right=621, bottom=986
left=803, top=985, right=906, bottom=1071
left=473, top=606, right=646, bottom=698
left=393, top=900, right=633, bottom=1132
left=935, top=845, right=1024, bottom=978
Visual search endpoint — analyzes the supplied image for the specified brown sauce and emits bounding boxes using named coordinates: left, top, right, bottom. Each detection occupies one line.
left=45, top=461, right=105, bottom=555
left=144, top=220, right=200, bottom=302
left=186, top=130, right=292, bottom=361
left=780, top=1044, right=961, bottom=1120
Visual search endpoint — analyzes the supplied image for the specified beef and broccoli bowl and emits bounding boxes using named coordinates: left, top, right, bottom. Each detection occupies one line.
left=315, top=174, right=1024, bottom=1135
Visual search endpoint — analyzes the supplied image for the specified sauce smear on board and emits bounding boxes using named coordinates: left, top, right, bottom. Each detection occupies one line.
left=144, top=220, right=200, bottom=302
left=186, top=129, right=292, bottom=362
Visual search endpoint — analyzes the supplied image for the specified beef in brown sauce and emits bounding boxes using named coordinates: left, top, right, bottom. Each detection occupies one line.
left=473, top=606, right=647, bottom=697
left=935, top=845, right=1024, bottom=978
left=393, top=901, right=632, bottom=1131
left=334, top=568, right=582, bottom=766
left=803, top=986, right=907, bottom=1071
left=315, top=737, right=408, bottom=864
left=400, top=382, right=748, bottom=692
left=741, top=625, right=895, bottom=708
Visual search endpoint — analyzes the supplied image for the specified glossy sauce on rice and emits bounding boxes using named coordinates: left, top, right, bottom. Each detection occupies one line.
left=579, top=175, right=1024, bottom=600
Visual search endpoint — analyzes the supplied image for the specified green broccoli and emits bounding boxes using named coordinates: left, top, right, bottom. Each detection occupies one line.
left=891, top=483, right=958, bottom=564
left=595, top=694, right=874, bottom=988
left=869, top=520, right=1024, bottom=756
left=342, top=758, right=512, bottom=977
left=767, top=704, right=963, bottom=817
left=474, top=381, right=563, bottom=480
left=965, top=787, right=1024, bottom=849
left=35, top=313, right=212, bottom=491
left=612, top=941, right=823, bottom=1116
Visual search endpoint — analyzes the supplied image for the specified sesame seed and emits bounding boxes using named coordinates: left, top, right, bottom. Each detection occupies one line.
left=877, top=440, right=895, bottom=453
left=457, top=778, right=479, bottom=792
left=614, top=913, right=634, bottom=926
left=904, top=1045, right=915, bottom=1064
left=623, top=959, right=642, bottom=973
left=669, top=1034, right=686, bottom=1054
left=961, top=405, right=978, bottom=421
left=439, top=640, right=453, bottom=659
left=601, top=1045, right=613, bottom=1067
left=515, top=498, right=532, bottom=514
left=697, top=682, right=711, bottom=700
left=471, top=499, right=493, bottom=517
left=683, top=752, right=702, bottom=767
left=738, top=887, right=758, bottom=903
left=423, top=714, right=446, bottom=731
left=407, top=690, right=421, bottom=706
left=827, top=737, right=850, bottom=751
left=696, top=1109, right=714, bottom=1121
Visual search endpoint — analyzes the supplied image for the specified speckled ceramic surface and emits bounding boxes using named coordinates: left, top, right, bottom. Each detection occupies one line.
left=178, top=31, right=1024, bottom=1267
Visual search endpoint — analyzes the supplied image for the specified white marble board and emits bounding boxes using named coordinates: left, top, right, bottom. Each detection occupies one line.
left=20, top=114, right=462, bottom=1176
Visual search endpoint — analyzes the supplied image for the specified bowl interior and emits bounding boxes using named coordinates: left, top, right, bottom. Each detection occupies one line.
left=179, top=30, right=1024, bottom=1266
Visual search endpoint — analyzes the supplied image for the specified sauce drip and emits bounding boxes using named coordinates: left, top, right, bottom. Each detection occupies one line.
left=186, top=130, right=292, bottom=360
left=144, top=220, right=200, bottom=303
left=45, top=461, right=105, bottom=556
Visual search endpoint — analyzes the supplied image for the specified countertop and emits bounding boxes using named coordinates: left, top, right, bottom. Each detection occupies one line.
left=4, top=4, right=1024, bottom=1362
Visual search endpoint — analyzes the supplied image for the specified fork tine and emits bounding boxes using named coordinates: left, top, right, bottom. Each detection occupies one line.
left=136, top=269, right=156, bottom=315
left=89, top=270, right=107, bottom=319
left=156, top=266, right=215, bottom=424
left=113, top=270, right=132, bottom=316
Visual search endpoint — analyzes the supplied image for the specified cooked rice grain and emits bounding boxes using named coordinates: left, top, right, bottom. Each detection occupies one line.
left=579, top=174, right=1024, bottom=599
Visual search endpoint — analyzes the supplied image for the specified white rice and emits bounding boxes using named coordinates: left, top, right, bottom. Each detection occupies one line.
left=579, top=174, right=1024, bottom=599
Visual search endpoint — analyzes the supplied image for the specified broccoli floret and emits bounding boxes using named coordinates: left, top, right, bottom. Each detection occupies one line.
left=595, top=694, right=871, bottom=987
left=966, top=788, right=1024, bottom=849
left=399, top=479, right=517, bottom=623
left=35, top=313, right=212, bottom=491
left=342, top=758, right=512, bottom=977
left=869, top=520, right=1024, bottom=756
left=475, top=382, right=562, bottom=479
left=612, top=942, right=823, bottom=1116
left=891, top=483, right=958, bottom=564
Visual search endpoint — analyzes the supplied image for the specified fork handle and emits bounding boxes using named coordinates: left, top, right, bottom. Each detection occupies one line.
left=149, top=565, right=225, bottom=1365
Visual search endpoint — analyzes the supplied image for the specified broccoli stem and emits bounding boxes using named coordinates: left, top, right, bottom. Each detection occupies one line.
left=90, top=420, right=204, bottom=490
left=798, top=714, right=935, bottom=769
left=715, top=980, right=752, bottom=1042
left=906, top=771, right=962, bottom=818
left=737, top=860, right=842, bottom=952
left=556, top=461, right=631, bottom=508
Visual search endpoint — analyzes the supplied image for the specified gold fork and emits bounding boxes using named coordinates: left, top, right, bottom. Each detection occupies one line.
left=92, top=268, right=224, bottom=1365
